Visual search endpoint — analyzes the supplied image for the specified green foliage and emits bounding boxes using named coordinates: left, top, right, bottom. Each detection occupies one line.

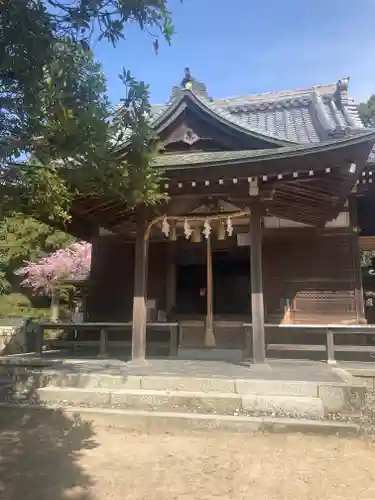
left=0, top=1, right=175, bottom=317
left=47, top=0, right=175, bottom=47
left=4, top=66, right=167, bottom=221
left=0, top=0, right=55, bottom=160
left=358, top=95, right=375, bottom=128
left=36, top=39, right=110, bottom=162
left=1, top=0, right=174, bottom=159
left=97, top=68, right=166, bottom=206
left=1, top=0, right=174, bottom=221
left=0, top=293, right=50, bottom=319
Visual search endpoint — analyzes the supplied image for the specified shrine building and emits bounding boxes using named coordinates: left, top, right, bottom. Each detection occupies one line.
left=67, top=69, right=375, bottom=362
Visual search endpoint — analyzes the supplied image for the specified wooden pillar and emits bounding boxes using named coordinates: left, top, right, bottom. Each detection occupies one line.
left=349, top=197, right=366, bottom=323
left=250, top=203, right=266, bottom=363
left=131, top=212, right=149, bottom=361
left=205, top=235, right=215, bottom=346
left=166, top=243, right=176, bottom=317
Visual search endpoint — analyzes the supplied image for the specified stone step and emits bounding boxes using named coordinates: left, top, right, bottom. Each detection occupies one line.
left=242, top=394, right=324, bottom=418
left=0, top=403, right=360, bottom=436
left=36, top=387, right=242, bottom=414
left=0, top=369, right=366, bottom=415
left=30, top=386, right=325, bottom=418
left=0, top=368, right=331, bottom=394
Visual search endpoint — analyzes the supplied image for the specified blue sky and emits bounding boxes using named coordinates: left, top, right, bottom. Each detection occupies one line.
left=94, top=0, right=375, bottom=106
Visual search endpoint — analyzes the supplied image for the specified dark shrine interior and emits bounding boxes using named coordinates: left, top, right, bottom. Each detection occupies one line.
left=175, top=246, right=250, bottom=316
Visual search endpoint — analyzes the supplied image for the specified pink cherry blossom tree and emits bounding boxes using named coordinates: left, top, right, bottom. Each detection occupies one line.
left=16, top=242, right=91, bottom=295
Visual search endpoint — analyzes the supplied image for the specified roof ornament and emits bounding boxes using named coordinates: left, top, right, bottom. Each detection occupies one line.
left=334, top=77, right=350, bottom=111
left=181, top=67, right=193, bottom=90
left=170, top=67, right=211, bottom=100
left=337, top=77, right=350, bottom=92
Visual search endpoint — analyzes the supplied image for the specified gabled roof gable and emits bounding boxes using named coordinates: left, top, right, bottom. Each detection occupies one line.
left=151, top=89, right=292, bottom=148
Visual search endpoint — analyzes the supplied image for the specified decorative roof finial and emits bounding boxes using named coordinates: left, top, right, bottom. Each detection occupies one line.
left=171, top=68, right=211, bottom=100
left=337, top=77, right=350, bottom=92
left=181, top=67, right=193, bottom=90
left=335, top=77, right=350, bottom=111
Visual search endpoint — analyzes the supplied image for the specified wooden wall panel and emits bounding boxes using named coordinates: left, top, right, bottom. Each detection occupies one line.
left=147, top=243, right=168, bottom=312
left=86, top=232, right=362, bottom=327
left=87, top=238, right=168, bottom=322
left=263, top=233, right=358, bottom=324
left=87, top=237, right=134, bottom=321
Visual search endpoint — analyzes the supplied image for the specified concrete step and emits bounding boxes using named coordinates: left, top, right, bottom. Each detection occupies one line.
left=29, top=386, right=325, bottom=418
left=0, top=403, right=360, bottom=436
left=36, top=387, right=242, bottom=414
left=242, top=394, right=324, bottom=418
left=0, top=368, right=366, bottom=415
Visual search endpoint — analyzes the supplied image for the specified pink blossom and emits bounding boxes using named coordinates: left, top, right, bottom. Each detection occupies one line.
left=16, top=242, right=91, bottom=294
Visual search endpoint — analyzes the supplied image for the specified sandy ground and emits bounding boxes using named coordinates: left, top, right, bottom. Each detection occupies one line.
left=1, top=410, right=375, bottom=500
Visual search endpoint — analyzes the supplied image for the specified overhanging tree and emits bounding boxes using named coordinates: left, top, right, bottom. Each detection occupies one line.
left=1, top=0, right=174, bottom=161
left=1, top=0, right=175, bottom=221
left=0, top=1, right=176, bottom=315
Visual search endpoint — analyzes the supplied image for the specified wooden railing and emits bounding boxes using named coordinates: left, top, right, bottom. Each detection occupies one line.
left=29, top=322, right=180, bottom=358
left=26, top=321, right=375, bottom=363
left=243, top=323, right=375, bottom=363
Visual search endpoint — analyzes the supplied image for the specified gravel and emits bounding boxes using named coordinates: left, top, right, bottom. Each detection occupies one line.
left=1, top=415, right=375, bottom=500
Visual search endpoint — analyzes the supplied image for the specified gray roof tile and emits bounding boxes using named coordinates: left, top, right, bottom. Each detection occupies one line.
left=215, top=87, right=361, bottom=145
left=147, top=78, right=375, bottom=164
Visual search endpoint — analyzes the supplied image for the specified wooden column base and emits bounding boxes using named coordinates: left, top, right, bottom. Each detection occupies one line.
left=204, top=325, right=216, bottom=347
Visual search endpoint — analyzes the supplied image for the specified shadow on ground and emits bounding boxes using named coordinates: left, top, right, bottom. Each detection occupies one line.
left=0, top=379, right=98, bottom=500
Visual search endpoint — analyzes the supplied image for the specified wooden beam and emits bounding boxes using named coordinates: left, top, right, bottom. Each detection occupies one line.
left=167, top=184, right=250, bottom=198
left=268, top=205, right=324, bottom=226
left=273, top=190, right=329, bottom=210
left=249, top=202, right=266, bottom=363
left=131, top=210, right=149, bottom=362
left=277, top=185, right=336, bottom=204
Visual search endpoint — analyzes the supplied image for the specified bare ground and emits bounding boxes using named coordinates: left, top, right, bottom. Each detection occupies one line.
left=1, top=410, right=375, bottom=500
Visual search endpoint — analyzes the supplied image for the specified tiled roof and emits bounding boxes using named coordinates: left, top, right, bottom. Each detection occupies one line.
left=121, top=76, right=375, bottom=164
left=151, top=79, right=367, bottom=145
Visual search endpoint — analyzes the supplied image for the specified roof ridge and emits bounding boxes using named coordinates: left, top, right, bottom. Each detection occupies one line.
left=215, top=83, right=339, bottom=106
